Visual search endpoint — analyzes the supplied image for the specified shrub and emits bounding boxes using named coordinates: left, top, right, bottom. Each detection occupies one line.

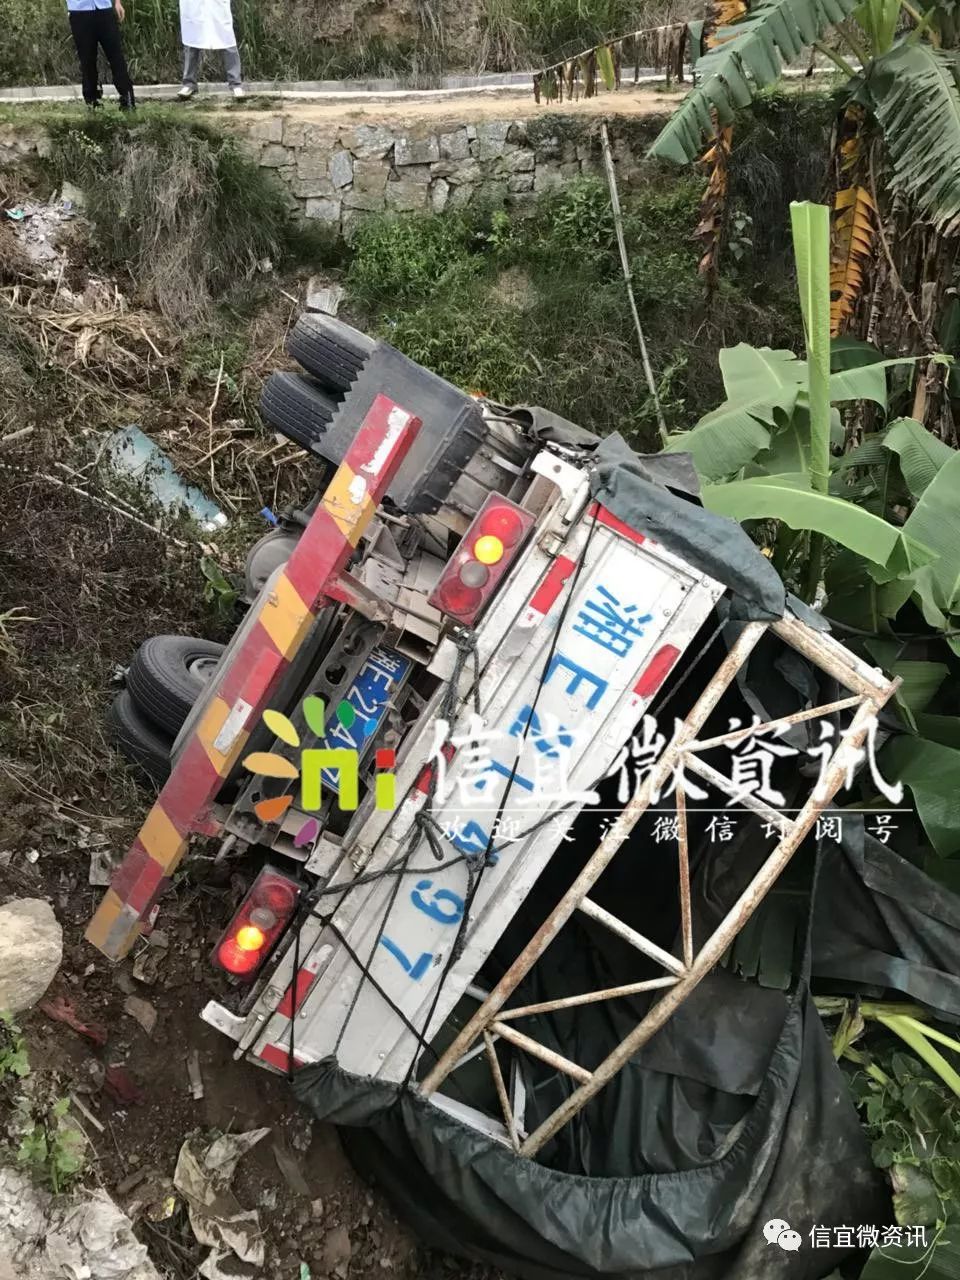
left=346, top=212, right=483, bottom=308
left=45, top=112, right=330, bottom=324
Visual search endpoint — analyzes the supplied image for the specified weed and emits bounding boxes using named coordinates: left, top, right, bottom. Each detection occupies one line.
left=477, top=0, right=684, bottom=69
left=0, top=1013, right=30, bottom=1081
left=45, top=112, right=331, bottom=324
left=200, top=556, right=240, bottom=619
left=346, top=213, right=483, bottom=308
left=16, top=1098, right=86, bottom=1194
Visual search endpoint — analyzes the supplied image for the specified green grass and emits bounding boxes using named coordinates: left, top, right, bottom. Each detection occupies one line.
left=345, top=173, right=804, bottom=450
left=41, top=110, right=335, bottom=323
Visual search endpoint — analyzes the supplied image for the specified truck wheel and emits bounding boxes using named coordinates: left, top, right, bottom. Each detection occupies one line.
left=286, top=315, right=374, bottom=394
left=126, top=635, right=225, bottom=737
left=106, top=691, right=172, bottom=785
left=260, top=372, right=339, bottom=450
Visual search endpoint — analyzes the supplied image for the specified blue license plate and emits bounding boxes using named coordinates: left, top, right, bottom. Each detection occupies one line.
left=317, top=647, right=411, bottom=791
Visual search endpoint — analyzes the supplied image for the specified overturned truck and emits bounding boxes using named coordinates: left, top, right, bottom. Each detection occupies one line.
left=90, top=314, right=933, bottom=1278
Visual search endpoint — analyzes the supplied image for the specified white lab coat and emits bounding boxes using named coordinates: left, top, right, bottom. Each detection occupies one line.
left=179, top=0, right=237, bottom=50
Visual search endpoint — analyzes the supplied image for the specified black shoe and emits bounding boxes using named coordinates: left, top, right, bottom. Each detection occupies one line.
left=119, top=92, right=136, bottom=111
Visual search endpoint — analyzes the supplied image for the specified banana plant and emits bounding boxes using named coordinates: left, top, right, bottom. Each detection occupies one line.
left=648, top=0, right=960, bottom=235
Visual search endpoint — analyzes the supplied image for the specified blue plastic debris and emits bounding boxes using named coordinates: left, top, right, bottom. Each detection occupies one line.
left=104, top=425, right=228, bottom=532
left=261, top=507, right=279, bottom=526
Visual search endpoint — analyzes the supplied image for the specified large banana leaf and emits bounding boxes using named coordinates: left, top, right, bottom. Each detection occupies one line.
left=883, top=416, right=956, bottom=498
left=866, top=41, right=960, bottom=232
left=900, top=451, right=960, bottom=616
left=700, top=472, right=937, bottom=570
left=859, top=1229, right=960, bottom=1279
left=662, top=345, right=806, bottom=479
left=881, top=734, right=960, bottom=856
left=648, top=0, right=861, bottom=163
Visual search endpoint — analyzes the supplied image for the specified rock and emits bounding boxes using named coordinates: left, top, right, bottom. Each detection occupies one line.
left=311, top=1197, right=325, bottom=1218
left=322, top=1226, right=352, bottom=1273
left=395, top=134, right=440, bottom=166
left=306, top=281, right=345, bottom=316
left=504, top=149, right=535, bottom=173
left=343, top=187, right=386, bottom=213
left=247, top=116, right=284, bottom=144
left=560, top=160, right=581, bottom=179
left=123, top=995, right=157, bottom=1036
left=400, top=163, right=432, bottom=185
left=296, top=151, right=329, bottom=182
left=385, top=178, right=428, bottom=212
left=534, top=166, right=565, bottom=192
left=260, top=143, right=291, bottom=168
left=508, top=172, right=535, bottom=194
left=447, top=183, right=475, bottom=211
left=446, top=157, right=482, bottom=186
left=341, top=124, right=395, bottom=159
left=0, top=899, right=61, bottom=1012
left=341, top=208, right=372, bottom=241
left=283, top=119, right=308, bottom=148
left=431, top=179, right=450, bottom=213
left=293, top=175, right=336, bottom=199
left=439, top=128, right=470, bottom=160
left=476, top=120, right=511, bottom=159
left=351, top=160, right=389, bottom=196
left=328, top=149, right=354, bottom=189
left=305, top=198, right=342, bottom=224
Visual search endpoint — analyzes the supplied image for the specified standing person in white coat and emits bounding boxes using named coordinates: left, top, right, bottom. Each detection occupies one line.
left=177, top=0, right=245, bottom=99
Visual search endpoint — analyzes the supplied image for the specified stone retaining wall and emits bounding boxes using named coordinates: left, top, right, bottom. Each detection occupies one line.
left=227, top=113, right=653, bottom=238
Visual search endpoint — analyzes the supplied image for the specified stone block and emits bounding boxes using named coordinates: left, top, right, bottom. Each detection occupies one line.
left=247, top=115, right=284, bottom=144
left=283, top=119, right=307, bottom=148
left=431, top=179, right=450, bottom=213
left=351, top=160, right=389, bottom=195
left=446, top=157, right=482, bottom=186
left=401, top=164, right=432, bottom=184
left=507, top=120, right=528, bottom=145
left=293, top=176, right=336, bottom=199
left=534, top=166, right=564, bottom=192
left=385, top=177, right=429, bottom=211
left=296, top=151, right=329, bottom=181
left=476, top=120, right=512, bottom=159
left=439, top=128, right=470, bottom=160
left=466, top=125, right=478, bottom=141
left=305, top=197, right=342, bottom=224
left=341, top=208, right=373, bottom=242
left=484, top=180, right=509, bottom=207
left=447, top=183, right=475, bottom=211
left=260, top=143, right=291, bottom=168
left=560, top=160, right=581, bottom=179
left=395, top=134, right=440, bottom=166
left=430, top=160, right=458, bottom=179
left=328, top=148, right=354, bottom=188
left=342, top=124, right=395, bottom=159
left=507, top=172, right=535, bottom=193
left=504, top=148, right=535, bottom=173
left=343, top=187, right=386, bottom=212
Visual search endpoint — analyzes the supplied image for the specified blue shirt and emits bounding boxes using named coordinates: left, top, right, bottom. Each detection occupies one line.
left=67, top=0, right=113, bottom=10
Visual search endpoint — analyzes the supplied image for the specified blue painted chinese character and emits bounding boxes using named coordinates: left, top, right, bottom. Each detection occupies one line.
left=573, top=585, right=652, bottom=658
left=545, top=654, right=608, bottom=710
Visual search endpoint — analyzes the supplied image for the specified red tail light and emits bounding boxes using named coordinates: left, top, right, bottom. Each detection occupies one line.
left=428, top=495, right=534, bottom=625
left=212, top=867, right=300, bottom=981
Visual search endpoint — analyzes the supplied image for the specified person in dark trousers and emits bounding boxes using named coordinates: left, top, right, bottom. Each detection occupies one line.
left=67, top=0, right=135, bottom=110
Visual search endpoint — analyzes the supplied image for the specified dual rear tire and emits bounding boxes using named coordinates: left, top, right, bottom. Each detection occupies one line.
left=107, top=635, right=224, bottom=784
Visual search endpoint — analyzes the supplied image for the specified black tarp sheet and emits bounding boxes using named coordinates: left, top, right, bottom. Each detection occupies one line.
left=292, top=442, right=960, bottom=1280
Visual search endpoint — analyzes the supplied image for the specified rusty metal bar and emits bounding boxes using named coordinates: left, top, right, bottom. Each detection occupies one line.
left=681, top=754, right=794, bottom=828
left=686, top=694, right=862, bottom=753
left=675, top=773, right=693, bottom=970
left=419, top=620, right=768, bottom=1097
left=496, top=977, right=677, bottom=1021
left=771, top=616, right=889, bottom=697
left=517, top=692, right=891, bottom=1156
left=577, top=898, right=686, bottom=976
left=490, top=1021, right=593, bottom=1084
left=484, top=1031, right=520, bottom=1152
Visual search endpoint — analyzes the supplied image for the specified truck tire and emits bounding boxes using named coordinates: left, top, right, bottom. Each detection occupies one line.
left=127, top=635, right=225, bottom=737
left=260, top=372, right=339, bottom=450
left=106, top=691, right=172, bottom=785
left=286, top=315, right=373, bottom=394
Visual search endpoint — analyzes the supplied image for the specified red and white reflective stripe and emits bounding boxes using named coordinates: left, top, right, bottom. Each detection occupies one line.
left=518, top=554, right=576, bottom=627
left=629, top=643, right=682, bottom=708
left=587, top=501, right=649, bottom=547
left=259, top=1042, right=305, bottom=1073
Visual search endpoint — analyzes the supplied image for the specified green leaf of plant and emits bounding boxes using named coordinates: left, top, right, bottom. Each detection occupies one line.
left=879, top=734, right=960, bottom=856
left=790, top=202, right=832, bottom=493
left=662, top=346, right=806, bottom=479
left=900, top=452, right=960, bottom=615
left=864, top=640, right=948, bottom=728
left=866, top=41, right=960, bottom=232
left=596, top=44, right=616, bottom=90
left=883, top=417, right=956, bottom=499
left=891, top=1163, right=943, bottom=1227
left=700, top=473, right=937, bottom=570
left=647, top=0, right=862, bottom=163
left=828, top=356, right=930, bottom=407
left=860, top=1227, right=960, bottom=1279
